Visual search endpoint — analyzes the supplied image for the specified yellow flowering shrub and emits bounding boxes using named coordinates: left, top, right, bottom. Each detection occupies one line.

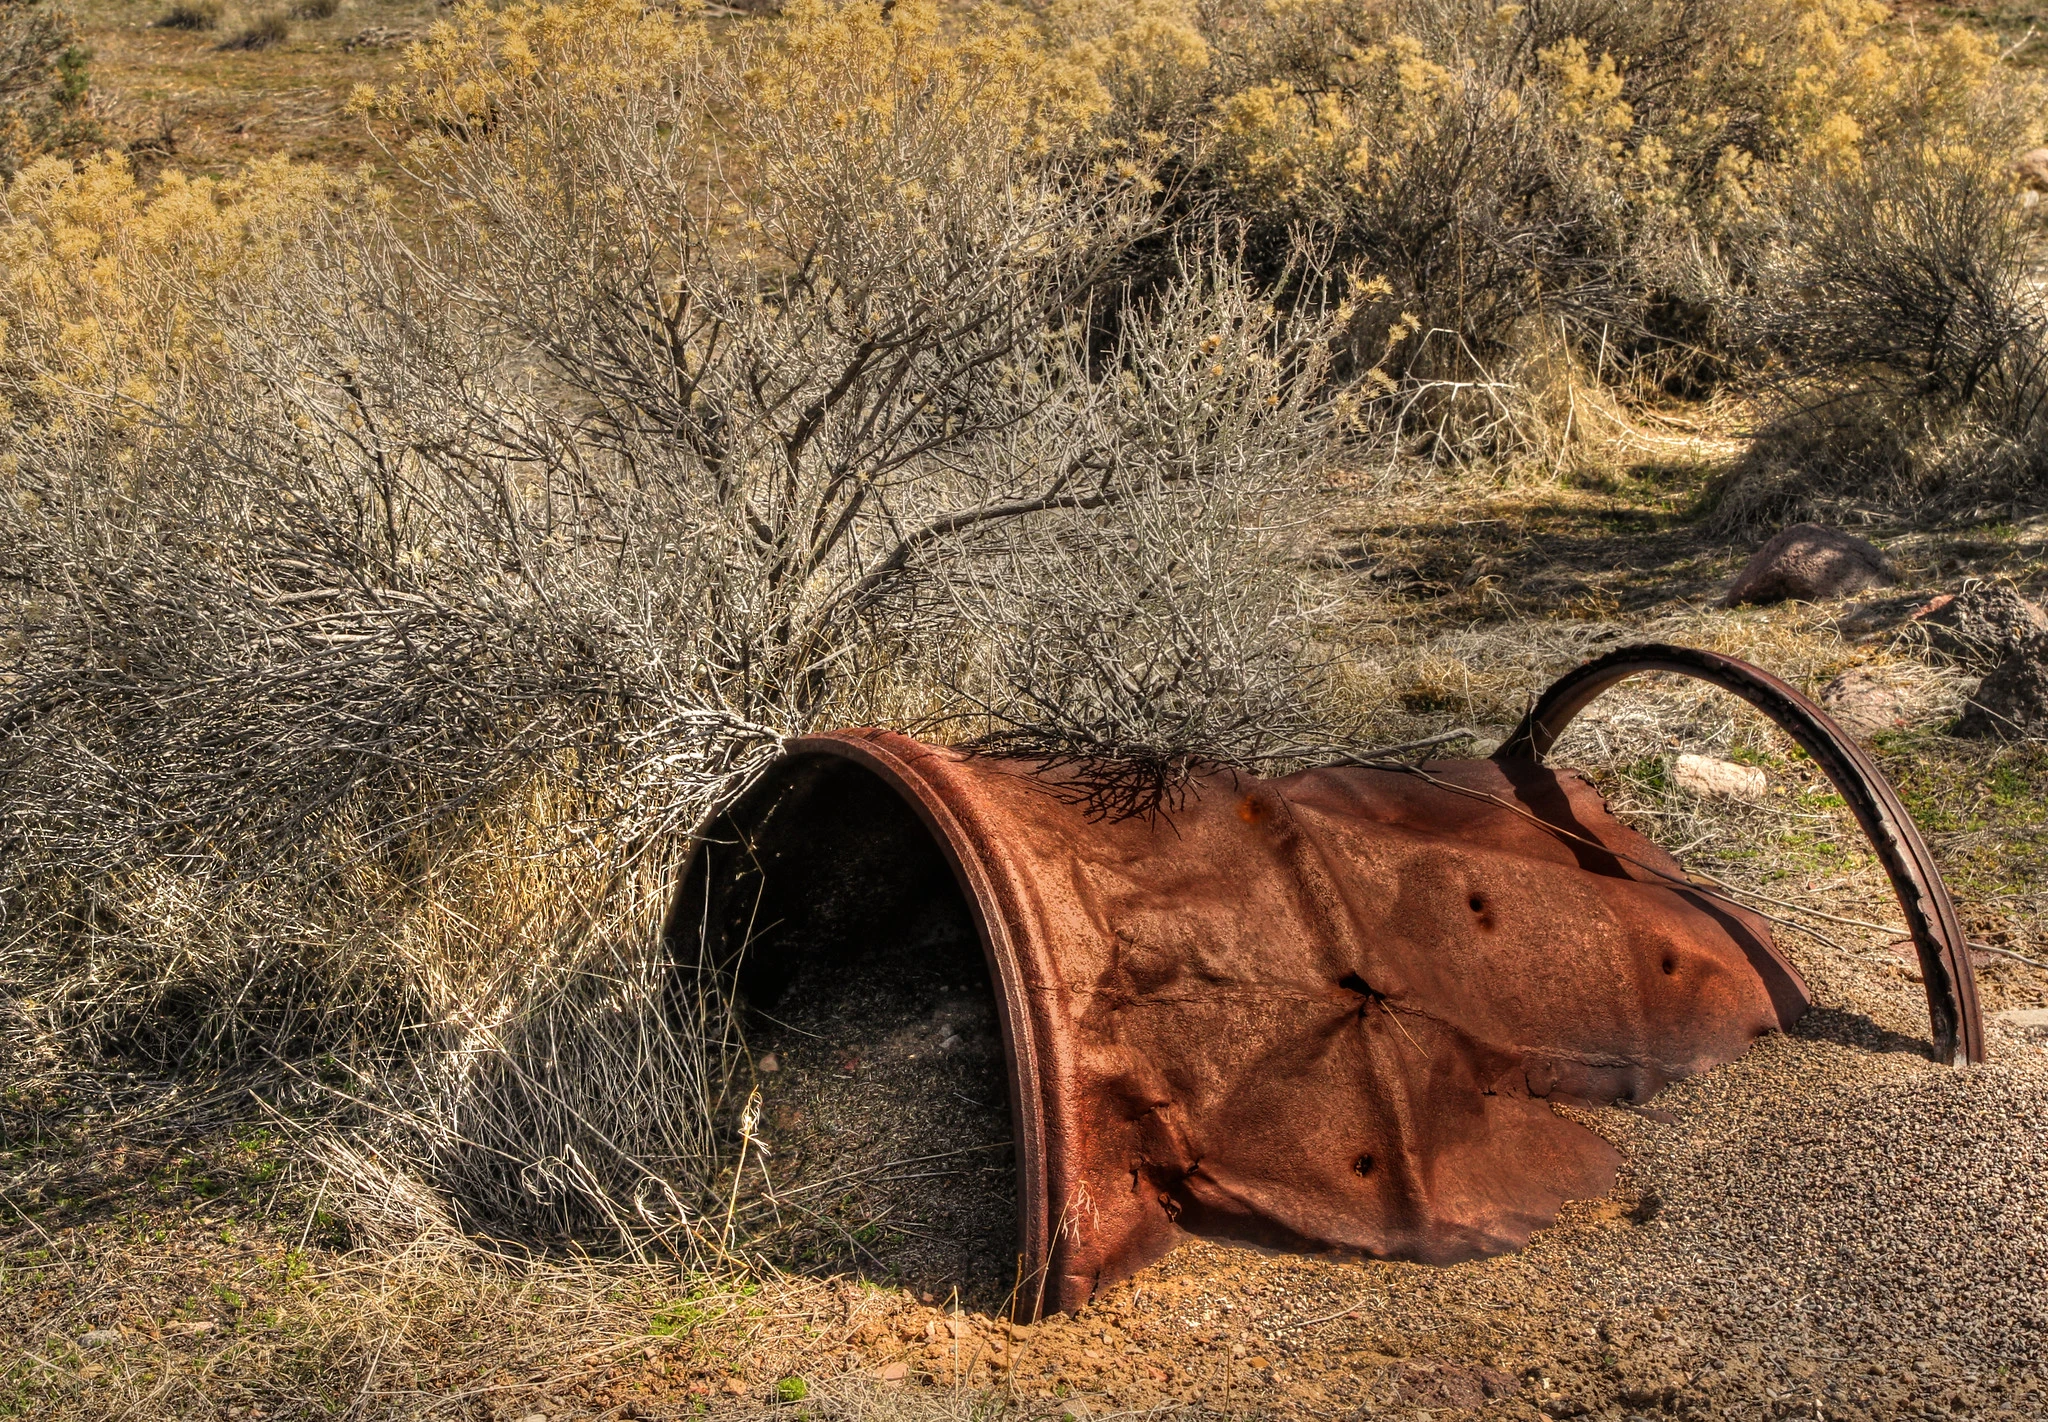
left=364, top=0, right=1104, bottom=268
left=0, top=152, right=325, bottom=431
left=1045, top=0, right=1212, bottom=131
left=1105, top=0, right=2035, bottom=410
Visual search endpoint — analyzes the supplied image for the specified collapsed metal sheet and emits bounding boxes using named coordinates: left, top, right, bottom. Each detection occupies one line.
left=679, top=722, right=1817, bottom=1317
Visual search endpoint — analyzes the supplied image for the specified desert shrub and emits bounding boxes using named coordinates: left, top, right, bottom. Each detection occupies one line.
left=1, top=0, right=1345, bottom=1247
left=941, top=246, right=1346, bottom=813
left=157, top=1, right=222, bottom=28
left=287, top=0, right=335, bottom=17
left=221, top=9, right=289, bottom=47
left=1713, top=145, right=2048, bottom=528
left=1034, top=0, right=2030, bottom=460
left=0, top=0, right=96, bottom=177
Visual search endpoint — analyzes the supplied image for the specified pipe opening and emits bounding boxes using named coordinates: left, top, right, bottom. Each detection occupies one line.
left=681, top=754, right=1019, bottom=1307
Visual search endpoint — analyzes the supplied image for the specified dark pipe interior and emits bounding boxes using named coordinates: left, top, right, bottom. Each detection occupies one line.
left=678, top=755, right=1018, bottom=1306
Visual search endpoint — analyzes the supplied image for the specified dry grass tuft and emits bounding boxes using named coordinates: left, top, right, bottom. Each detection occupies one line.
left=156, top=1, right=223, bottom=29
left=220, top=10, right=291, bottom=48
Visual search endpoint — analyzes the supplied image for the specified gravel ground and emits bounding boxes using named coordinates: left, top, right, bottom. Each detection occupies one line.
left=739, top=930, right=1017, bottom=1312
left=748, top=990, right=2048, bottom=1420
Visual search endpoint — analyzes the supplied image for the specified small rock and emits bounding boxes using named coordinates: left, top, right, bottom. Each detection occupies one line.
left=878, top=1361, right=909, bottom=1382
left=2016, top=147, right=2048, bottom=191
left=1909, top=583, right=2048, bottom=668
left=1671, top=753, right=1767, bottom=800
left=1994, top=1008, right=2048, bottom=1029
left=1819, top=668, right=1916, bottom=738
left=79, top=1329, right=122, bottom=1348
left=1957, top=633, right=2048, bottom=738
left=945, top=1318, right=972, bottom=1339
left=516, top=1414, right=546, bottom=1422
left=1723, top=523, right=1897, bottom=607
left=722, top=1377, right=748, bottom=1395
left=756, top=1052, right=778, bottom=1073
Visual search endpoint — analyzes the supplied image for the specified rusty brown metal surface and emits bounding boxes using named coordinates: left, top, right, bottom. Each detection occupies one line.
left=1496, top=641, right=1984, bottom=1065
left=679, top=706, right=1818, bottom=1317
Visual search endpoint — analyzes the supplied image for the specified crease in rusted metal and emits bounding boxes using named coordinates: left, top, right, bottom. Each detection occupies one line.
left=1494, top=641, right=1984, bottom=1066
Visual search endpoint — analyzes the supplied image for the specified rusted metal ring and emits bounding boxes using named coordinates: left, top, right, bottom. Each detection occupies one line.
left=1495, top=643, right=1984, bottom=1065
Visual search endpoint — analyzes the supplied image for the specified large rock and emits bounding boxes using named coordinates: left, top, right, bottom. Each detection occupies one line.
left=1909, top=583, right=2048, bottom=669
left=1820, top=668, right=1918, bottom=738
left=1957, top=632, right=2048, bottom=738
left=1723, top=523, right=1898, bottom=607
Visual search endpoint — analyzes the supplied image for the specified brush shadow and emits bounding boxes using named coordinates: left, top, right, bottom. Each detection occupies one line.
left=1790, top=1004, right=1934, bottom=1059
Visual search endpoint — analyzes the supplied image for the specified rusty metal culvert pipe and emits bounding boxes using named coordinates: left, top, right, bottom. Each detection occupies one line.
left=674, top=644, right=1977, bottom=1318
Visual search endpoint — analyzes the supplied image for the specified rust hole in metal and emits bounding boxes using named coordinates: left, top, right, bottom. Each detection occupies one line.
left=1336, top=972, right=1378, bottom=1000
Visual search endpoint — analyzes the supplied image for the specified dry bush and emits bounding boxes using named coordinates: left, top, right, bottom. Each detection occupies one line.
left=1035, top=0, right=2032, bottom=464
left=0, top=0, right=95, bottom=177
left=1715, top=147, right=2048, bottom=529
left=221, top=9, right=290, bottom=48
left=1, top=0, right=1345, bottom=1250
left=286, top=0, right=335, bottom=17
left=936, top=248, right=1349, bottom=809
left=156, top=1, right=222, bottom=28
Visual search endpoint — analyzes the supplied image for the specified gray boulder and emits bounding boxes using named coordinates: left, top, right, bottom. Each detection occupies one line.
left=1908, top=583, right=2048, bottom=669
left=1957, top=632, right=2048, bottom=738
left=1723, top=523, right=1898, bottom=607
